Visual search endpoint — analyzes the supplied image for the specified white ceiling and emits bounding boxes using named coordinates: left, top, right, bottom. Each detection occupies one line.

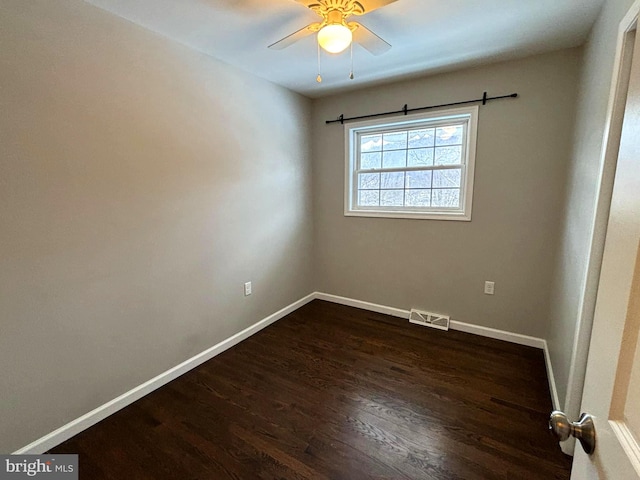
left=85, top=0, right=604, bottom=98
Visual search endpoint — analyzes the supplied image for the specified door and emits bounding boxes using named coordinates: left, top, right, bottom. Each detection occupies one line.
left=570, top=6, right=640, bottom=479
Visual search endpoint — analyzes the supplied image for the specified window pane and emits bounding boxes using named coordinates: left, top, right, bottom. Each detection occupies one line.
left=406, top=170, right=432, bottom=189
left=381, top=172, right=405, bottom=189
left=432, top=189, right=460, bottom=208
left=380, top=190, right=404, bottom=206
left=383, top=131, right=407, bottom=150
left=358, top=190, right=380, bottom=206
left=361, top=152, right=381, bottom=169
left=432, top=168, right=461, bottom=188
left=435, top=146, right=462, bottom=165
left=405, top=189, right=431, bottom=207
left=407, top=148, right=434, bottom=167
left=358, top=173, right=380, bottom=190
left=408, top=128, right=435, bottom=148
left=361, top=134, right=382, bottom=152
left=436, top=125, right=464, bottom=146
left=382, top=150, right=407, bottom=168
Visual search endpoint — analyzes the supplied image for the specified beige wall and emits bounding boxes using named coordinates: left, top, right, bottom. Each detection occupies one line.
left=312, top=48, right=581, bottom=339
left=0, top=0, right=314, bottom=453
left=547, top=0, right=636, bottom=419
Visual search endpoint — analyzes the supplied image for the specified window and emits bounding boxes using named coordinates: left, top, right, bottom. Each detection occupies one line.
left=344, top=106, right=478, bottom=221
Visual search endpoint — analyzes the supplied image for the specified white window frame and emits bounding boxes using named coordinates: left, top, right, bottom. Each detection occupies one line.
left=344, top=105, right=478, bottom=221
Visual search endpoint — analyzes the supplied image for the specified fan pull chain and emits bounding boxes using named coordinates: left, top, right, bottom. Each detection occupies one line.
left=316, top=41, right=323, bottom=83
left=349, top=42, right=354, bottom=80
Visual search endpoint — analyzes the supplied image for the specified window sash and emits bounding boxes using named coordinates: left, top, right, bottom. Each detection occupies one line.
left=354, top=195, right=465, bottom=212
left=352, top=118, right=469, bottom=212
left=355, top=164, right=464, bottom=174
left=345, top=106, right=478, bottom=220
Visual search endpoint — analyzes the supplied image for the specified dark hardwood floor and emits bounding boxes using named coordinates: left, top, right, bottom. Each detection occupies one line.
left=51, top=300, right=572, bottom=479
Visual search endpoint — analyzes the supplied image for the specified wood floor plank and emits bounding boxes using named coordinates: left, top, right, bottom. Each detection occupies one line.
left=52, top=300, right=572, bottom=479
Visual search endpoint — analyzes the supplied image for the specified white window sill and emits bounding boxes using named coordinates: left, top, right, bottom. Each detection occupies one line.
left=344, top=210, right=472, bottom=221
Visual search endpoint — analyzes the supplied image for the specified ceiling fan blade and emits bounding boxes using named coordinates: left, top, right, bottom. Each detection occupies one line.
left=268, top=23, right=321, bottom=50
left=352, top=0, right=398, bottom=15
left=294, top=0, right=321, bottom=6
left=351, top=22, right=391, bottom=55
left=294, top=0, right=398, bottom=14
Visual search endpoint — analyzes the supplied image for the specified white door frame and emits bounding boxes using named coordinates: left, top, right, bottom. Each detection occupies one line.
left=561, top=0, right=640, bottom=456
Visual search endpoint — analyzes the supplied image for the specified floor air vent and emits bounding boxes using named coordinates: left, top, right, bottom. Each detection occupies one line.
left=409, top=309, right=450, bottom=331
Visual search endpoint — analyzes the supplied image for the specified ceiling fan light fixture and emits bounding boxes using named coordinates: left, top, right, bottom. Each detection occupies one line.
left=317, top=24, right=352, bottom=54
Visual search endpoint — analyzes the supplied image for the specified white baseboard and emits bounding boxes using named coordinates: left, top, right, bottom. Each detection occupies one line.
left=315, top=293, right=559, bottom=410
left=314, top=292, right=410, bottom=319
left=315, top=292, right=545, bottom=348
left=543, top=340, right=561, bottom=411
left=449, top=320, right=545, bottom=349
left=15, top=291, right=559, bottom=454
left=13, top=293, right=316, bottom=455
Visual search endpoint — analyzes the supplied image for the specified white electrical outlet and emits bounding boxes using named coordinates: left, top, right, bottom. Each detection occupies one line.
left=484, top=281, right=495, bottom=295
left=244, top=281, right=252, bottom=296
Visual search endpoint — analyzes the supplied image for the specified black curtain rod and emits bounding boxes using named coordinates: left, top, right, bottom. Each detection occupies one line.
left=325, top=91, right=518, bottom=125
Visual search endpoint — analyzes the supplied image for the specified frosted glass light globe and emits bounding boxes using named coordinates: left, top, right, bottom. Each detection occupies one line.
left=317, top=24, right=352, bottom=54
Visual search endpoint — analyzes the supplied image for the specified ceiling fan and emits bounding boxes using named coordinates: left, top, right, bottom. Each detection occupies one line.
left=268, top=0, right=397, bottom=56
